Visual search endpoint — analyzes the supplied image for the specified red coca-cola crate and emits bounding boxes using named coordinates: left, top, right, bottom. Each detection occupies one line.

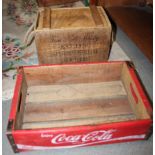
left=6, top=61, right=152, bottom=153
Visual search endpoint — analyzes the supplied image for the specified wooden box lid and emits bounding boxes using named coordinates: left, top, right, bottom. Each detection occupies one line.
left=36, top=6, right=111, bottom=30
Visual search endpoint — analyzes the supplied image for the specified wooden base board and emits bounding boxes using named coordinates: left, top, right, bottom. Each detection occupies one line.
left=21, top=81, right=136, bottom=129
left=26, top=81, right=126, bottom=103
left=23, top=97, right=133, bottom=123
left=22, top=113, right=136, bottom=129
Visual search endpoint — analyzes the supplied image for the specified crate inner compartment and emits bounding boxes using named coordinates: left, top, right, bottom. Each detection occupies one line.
left=15, top=63, right=150, bottom=129
left=37, top=7, right=107, bottom=29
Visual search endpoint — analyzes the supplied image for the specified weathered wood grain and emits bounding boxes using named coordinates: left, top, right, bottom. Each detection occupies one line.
left=23, top=96, right=133, bottom=123
left=43, top=8, right=51, bottom=28
left=90, top=5, right=103, bottom=26
left=26, top=81, right=126, bottom=103
left=121, top=63, right=150, bottom=119
left=13, top=62, right=151, bottom=130
left=50, top=8, right=96, bottom=28
left=23, top=63, right=123, bottom=87
left=35, top=7, right=111, bottom=64
left=22, top=113, right=136, bottom=129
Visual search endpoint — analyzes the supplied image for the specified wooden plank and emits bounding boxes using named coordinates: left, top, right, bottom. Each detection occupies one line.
left=24, top=63, right=123, bottom=87
left=38, top=11, right=44, bottom=30
left=51, top=8, right=96, bottom=28
left=90, top=5, right=103, bottom=26
left=27, top=80, right=124, bottom=93
left=43, top=8, right=51, bottom=28
left=22, top=113, right=136, bottom=129
left=39, top=49, right=108, bottom=64
left=23, top=97, right=133, bottom=123
left=26, top=81, right=127, bottom=103
left=121, top=63, right=150, bottom=119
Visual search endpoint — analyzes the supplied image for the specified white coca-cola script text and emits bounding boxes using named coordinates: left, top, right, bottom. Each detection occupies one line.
left=41, top=130, right=116, bottom=144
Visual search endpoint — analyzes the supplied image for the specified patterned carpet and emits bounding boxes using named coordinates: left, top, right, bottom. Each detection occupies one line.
left=2, top=0, right=86, bottom=100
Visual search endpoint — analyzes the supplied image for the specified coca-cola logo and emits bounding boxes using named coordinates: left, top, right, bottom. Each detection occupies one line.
left=41, top=130, right=116, bottom=144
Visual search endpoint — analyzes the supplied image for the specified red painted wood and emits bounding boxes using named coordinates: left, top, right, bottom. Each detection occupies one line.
left=12, top=119, right=151, bottom=151
left=128, top=67, right=153, bottom=117
left=8, top=71, right=23, bottom=130
left=7, top=61, right=152, bottom=152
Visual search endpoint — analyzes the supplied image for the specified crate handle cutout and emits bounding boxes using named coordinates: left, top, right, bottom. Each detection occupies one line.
left=130, top=83, right=138, bottom=104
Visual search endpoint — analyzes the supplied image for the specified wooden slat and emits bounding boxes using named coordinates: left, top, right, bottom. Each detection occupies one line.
left=121, top=63, right=150, bottom=119
left=43, top=8, right=51, bottom=28
left=22, top=113, right=136, bottom=129
left=27, top=81, right=124, bottom=93
left=24, top=63, right=123, bottom=87
left=26, top=81, right=126, bottom=103
left=50, top=8, right=96, bottom=29
left=38, top=11, right=44, bottom=30
left=23, top=96, right=133, bottom=123
left=90, top=5, right=103, bottom=26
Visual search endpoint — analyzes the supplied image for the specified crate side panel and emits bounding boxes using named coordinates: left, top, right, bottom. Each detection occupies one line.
left=35, top=27, right=111, bottom=64
left=12, top=120, right=152, bottom=152
left=121, top=63, right=151, bottom=119
left=23, top=63, right=123, bottom=86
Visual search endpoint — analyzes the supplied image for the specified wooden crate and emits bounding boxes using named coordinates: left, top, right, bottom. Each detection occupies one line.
left=6, top=61, right=152, bottom=153
left=37, top=0, right=79, bottom=7
left=35, top=6, right=112, bottom=64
